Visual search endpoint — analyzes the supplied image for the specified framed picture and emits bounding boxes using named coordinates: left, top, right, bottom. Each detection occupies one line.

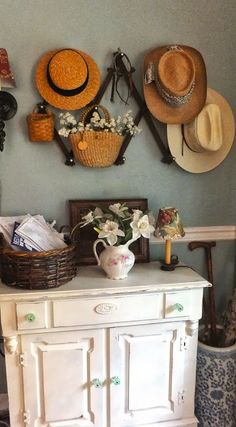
left=69, top=198, right=150, bottom=265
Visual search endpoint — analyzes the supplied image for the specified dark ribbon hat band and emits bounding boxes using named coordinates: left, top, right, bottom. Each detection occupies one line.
left=181, top=124, right=199, bottom=156
left=46, top=49, right=89, bottom=97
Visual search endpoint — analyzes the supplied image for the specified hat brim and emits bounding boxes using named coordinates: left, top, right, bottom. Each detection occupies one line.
left=167, top=88, right=235, bottom=173
left=35, top=49, right=100, bottom=110
left=143, top=45, right=207, bottom=124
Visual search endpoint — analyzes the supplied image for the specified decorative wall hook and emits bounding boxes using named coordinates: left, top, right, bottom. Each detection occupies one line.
left=0, top=91, right=17, bottom=151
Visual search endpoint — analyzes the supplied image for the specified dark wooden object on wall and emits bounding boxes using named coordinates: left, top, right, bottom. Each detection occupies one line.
left=108, top=50, right=173, bottom=165
left=69, top=198, right=150, bottom=265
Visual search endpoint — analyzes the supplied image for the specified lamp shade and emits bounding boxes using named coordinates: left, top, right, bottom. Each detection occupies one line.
left=155, top=207, right=185, bottom=240
left=0, top=49, right=16, bottom=88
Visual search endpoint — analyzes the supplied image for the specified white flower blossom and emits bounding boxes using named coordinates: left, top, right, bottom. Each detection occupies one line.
left=99, top=118, right=106, bottom=127
left=94, top=207, right=104, bottom=218
left=79, top=211, right=94, bottom=227
left=132, top=209, right=143, bottom=221
left=131, top=215, right=155, bottom=239
left=109, top=203, right=129, bottom=218
left=98, top=220, right=125, bottom=246
left=80, top=208, right=103, bottom=228
left=58, top=127, right=70, bottom=137
left=91, top=112, right=100, bottom=120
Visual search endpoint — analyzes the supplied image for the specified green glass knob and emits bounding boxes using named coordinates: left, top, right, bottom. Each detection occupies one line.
left=91, top=378, right=103, bottom=388
left=25, top=313, right=36, bottom=322
left=173, top=303, right=184, bottom=312
left=111, top=376, right=121, bottom=385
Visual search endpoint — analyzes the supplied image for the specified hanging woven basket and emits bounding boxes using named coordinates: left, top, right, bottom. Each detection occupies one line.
left=69, top=104, right=123, bottom=167
left=27, top=105, right=55, bottom=142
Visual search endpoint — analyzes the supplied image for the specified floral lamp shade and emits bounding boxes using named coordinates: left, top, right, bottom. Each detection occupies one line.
left=0, top=48, right=16, bottom=88
left=155, top=207, right=185, bottom=270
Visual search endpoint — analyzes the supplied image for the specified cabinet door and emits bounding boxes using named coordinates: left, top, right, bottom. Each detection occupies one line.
left=109, top=322, right=186, bottom=427
left=20, top=329, right=106, bottom=427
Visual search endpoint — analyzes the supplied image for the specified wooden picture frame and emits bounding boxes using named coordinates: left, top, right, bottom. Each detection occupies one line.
left=69, top=198, right=150, bottom=265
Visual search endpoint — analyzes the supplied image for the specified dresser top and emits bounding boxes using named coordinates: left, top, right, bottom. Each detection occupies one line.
left=0, top=261, right=210, bottom=301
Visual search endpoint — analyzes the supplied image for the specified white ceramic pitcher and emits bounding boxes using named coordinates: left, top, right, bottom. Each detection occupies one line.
left=93, top=239, right=136, bottom=280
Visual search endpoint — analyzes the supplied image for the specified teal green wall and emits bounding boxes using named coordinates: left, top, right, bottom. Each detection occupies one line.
left=0, top=0, right=235, bottom=360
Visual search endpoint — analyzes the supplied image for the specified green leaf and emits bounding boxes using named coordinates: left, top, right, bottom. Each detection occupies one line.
left=94, top=227, right=101, bottom=234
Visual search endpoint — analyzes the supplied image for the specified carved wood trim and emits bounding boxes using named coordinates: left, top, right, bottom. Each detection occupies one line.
left=4, top=336, right=18, bottom=354
left=185, top=320, right=199, bottom=337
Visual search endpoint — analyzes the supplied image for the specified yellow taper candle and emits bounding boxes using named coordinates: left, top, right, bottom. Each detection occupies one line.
left=165, top=239, right=171, bottom=264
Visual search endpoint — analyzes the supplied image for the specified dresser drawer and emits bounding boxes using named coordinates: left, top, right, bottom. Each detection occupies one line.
left=53, top=294, right=163, bottom=327
left=164, top=289, right=203, bottom=319
left=16, top=301, right=48, bottom=330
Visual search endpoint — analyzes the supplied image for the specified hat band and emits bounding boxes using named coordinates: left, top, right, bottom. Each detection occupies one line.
left=181, top=124, right=200, bottom=156
left=155, top=74, right=195, bottom=107
left=46, top=53, right=89, bottom=97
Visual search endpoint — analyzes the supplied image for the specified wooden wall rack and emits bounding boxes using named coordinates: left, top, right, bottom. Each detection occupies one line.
left=42, top=49, right=174, bottom=167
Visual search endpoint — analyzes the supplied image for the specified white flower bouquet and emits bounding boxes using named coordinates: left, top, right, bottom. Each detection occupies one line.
left=58, top=109, right=141, bottom=138
left=78, top=203, right=155, bottom=246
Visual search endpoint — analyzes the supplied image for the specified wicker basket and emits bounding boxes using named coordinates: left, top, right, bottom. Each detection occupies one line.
left=0, top=245, right=77, bottom=290
left=27, top=106, right=55, bottom=142
left=69, top=104, right=123, bottom=167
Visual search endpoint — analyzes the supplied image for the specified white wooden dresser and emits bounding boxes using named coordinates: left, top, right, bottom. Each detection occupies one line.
left=0, top=261, right=209, bottom=427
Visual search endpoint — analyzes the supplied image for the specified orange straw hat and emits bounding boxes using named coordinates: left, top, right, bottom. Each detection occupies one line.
left=35, top=48, right=100, bottom=110
left=143, top=45, right=207, bottom=124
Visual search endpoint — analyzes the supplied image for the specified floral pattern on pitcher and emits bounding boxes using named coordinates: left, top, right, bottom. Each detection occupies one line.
left=107, top=254, right=133, bottom=267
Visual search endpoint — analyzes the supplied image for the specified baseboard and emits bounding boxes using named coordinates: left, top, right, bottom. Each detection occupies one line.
left=137, top=416, right=198, bottom=426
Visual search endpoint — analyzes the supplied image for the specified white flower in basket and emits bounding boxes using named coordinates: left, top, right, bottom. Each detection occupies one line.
left=58, top=109, right=142, bottom=138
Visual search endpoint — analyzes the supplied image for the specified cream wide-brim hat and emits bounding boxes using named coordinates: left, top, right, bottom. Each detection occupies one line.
left=167, top=88, right=235, bottom=173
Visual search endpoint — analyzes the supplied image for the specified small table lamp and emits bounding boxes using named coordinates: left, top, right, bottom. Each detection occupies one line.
left=155, top=207, right=185, bottom=271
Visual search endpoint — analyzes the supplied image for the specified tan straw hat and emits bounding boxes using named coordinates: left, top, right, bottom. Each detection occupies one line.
left=143, top=45, right=207, bottom=124
left=35, top=48, right=100, bottom=110
left=167, top=88, right=235, bottom=173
